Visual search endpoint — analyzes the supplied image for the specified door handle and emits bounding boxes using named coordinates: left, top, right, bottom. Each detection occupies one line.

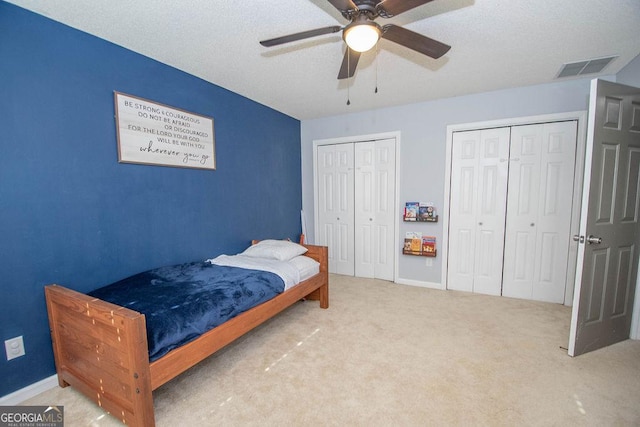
left=573, top=235, right=602, bottom=244
left=586, top=235, right=602, bottom=245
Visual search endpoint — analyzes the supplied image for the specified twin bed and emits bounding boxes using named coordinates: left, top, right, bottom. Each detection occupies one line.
left=44, top=240, right=329, bottom=426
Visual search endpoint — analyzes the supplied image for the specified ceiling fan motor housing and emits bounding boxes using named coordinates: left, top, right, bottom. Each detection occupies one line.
left=340, top=0, right=381, bottom=20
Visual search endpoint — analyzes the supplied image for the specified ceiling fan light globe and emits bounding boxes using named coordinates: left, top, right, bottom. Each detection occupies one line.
left=344, top=23, right=380, bottom=53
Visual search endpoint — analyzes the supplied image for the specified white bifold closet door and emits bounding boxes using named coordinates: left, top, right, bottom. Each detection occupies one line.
left=448, top=121, right=577, bottom=303
left=502, top=122, right=577, bottom=302
left=448, top=128, right=511, bottom=295
left=317, top=143, right=355, bottom=276
left=354, top=140, right=396, bottom=280
left=317, top=139, right=396, bottom=281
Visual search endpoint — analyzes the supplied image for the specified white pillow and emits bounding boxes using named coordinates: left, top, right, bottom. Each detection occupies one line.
left=241, top=239, right=308, bottom=261
left=289, top=255, right=320, bottom=281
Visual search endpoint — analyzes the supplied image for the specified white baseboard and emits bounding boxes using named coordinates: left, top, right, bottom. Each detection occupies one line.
left=0, top=375, right=58, bottom=405
left=395, top=278, right=443, bottom=290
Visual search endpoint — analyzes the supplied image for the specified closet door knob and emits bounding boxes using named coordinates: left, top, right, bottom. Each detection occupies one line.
left=530, top=223, right=535, bottom=227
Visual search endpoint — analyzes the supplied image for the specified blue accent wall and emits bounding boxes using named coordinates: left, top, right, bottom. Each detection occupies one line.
left=0, top=2, right=301, bottom=397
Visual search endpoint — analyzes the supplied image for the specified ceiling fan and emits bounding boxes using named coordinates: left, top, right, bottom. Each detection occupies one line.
left=259, top=0, right=451, bottom=80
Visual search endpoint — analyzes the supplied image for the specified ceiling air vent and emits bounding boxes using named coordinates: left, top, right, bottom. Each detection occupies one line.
left=556, top=56, right=617, bottom=78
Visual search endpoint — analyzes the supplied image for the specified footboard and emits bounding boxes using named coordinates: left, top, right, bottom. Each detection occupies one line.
left=45, top=285, right=154, bottom=427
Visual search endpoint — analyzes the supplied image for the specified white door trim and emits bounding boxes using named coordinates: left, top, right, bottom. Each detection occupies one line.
left=442, top=111, right=588, bottom=305
left=313, top=131, right=401, bottom=282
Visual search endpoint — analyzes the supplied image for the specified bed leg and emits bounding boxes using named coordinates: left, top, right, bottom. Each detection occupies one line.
left=306, top=281, right=329, bottom=308
left=56, top=376, right=69, bottom=388
left=319, top=282, right=329, bottom=309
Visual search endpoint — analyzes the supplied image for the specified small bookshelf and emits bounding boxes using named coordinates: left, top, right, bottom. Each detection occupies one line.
left=403, top=202, right=438, bottom=222
left=402, top=248, right=437, bottom=257
left=402, top=233, right=437, bottom=257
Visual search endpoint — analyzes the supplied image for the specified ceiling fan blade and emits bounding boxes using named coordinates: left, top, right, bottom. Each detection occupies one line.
left=327, top=0, right=358, bottom=16
left=381, top=24, right=450, bottom=58
left=377, top=0, right=435, bottom=18
left=338, top=48, right=361, bottom=79
left=260, top=26, right=342, bottom=47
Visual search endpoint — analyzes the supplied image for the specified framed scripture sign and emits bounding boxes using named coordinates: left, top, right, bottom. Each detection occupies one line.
left=114, top=91, right=215, bottom=170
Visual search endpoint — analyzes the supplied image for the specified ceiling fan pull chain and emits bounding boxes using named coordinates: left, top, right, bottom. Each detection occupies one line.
left=375, top=40, right=379, bottom=94
left=347, top=47, right=351, bottom=105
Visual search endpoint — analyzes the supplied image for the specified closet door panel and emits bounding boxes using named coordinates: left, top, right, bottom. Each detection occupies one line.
left=449, top=128, right=510, bottom=294
left=502, top=122, right=577, bottom=302
left=532, top=122, right=577, bottom=302
left=317, top=144, right=355, bottom=276
left=448, top=131, right=481, bottom=292
left=317, top=150, right=335, bottom=251
left=355, top=141, right=375, bottom=278
left=471, top=129, right=510, bottom=295
left=354, top=139, right=396, bottom=280
left=372, top=139, right=396, bottom=281
left=502, top=125, right=542, bottom=299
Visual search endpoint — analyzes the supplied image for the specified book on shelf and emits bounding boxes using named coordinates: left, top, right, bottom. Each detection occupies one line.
left=404, top=202, right=419, bottom=221
left=422, top=236, right=437, bottom=254
left=403, top=231, right=422, bottom=255
left=418, top=202, right=437, bottom=222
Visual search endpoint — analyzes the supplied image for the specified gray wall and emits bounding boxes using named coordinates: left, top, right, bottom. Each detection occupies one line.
left=301, top=77, right=598, bottom=284
left=617, top=54, right=640, bottom=87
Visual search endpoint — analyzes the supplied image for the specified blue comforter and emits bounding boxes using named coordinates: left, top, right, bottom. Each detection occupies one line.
left=88, top=262, right=285, bottom=362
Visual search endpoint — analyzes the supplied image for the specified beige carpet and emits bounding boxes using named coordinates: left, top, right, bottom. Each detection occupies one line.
left=24, top=274, right=640, bottom=426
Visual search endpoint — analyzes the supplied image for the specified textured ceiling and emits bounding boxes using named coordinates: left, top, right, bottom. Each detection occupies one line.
left=7, top=0, right=640, bottom=120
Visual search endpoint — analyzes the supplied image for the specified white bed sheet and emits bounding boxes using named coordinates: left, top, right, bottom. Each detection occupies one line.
left=206, top=254, right=311, bottom=291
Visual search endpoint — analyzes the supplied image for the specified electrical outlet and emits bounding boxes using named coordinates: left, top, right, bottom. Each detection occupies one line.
left=5, top=336, right=26, bottom=361
left=425, top=258, right=433, bottom=267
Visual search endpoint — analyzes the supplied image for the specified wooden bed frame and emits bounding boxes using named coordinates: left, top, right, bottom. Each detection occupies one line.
left=44, top=244, right=328, bottom=426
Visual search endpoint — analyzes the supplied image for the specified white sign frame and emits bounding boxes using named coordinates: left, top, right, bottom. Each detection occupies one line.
left=114, top=91, right=215, bottom=170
